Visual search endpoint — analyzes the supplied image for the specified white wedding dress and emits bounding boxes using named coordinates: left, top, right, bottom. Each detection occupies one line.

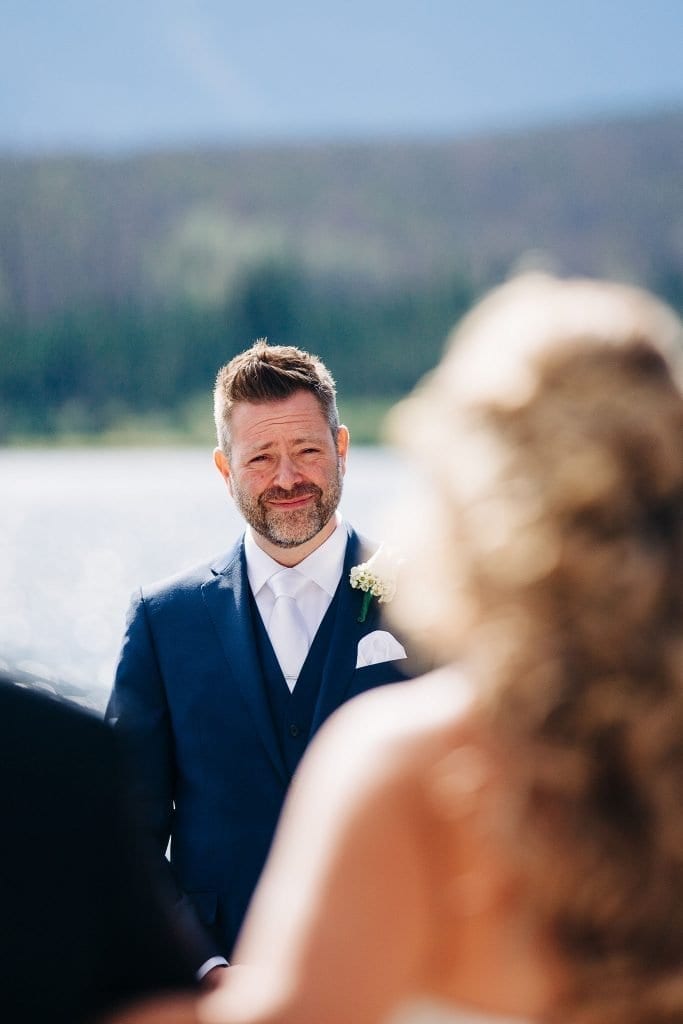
left=387, top=998, right=530, bottom=1024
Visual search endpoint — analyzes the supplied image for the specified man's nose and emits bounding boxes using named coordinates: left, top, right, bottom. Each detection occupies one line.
left=273, top=454, right=303, bottom=489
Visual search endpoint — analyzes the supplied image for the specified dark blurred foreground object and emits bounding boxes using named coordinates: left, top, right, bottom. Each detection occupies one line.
left=0, top=658, right=103, bottom=711
left=0, top=670, right=197, bottom=1024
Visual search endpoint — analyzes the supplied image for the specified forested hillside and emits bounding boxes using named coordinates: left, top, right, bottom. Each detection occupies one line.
left=1, top=108, right=681, bottom=442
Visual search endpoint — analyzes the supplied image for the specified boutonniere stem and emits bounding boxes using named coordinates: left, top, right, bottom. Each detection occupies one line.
left=358, top=591, right=374, bottom=624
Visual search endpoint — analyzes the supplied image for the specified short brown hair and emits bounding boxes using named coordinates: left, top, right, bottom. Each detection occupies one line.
left=213, top=339, right=339, bottom=453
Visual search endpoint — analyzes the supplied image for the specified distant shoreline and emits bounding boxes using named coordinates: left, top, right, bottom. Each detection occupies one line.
left=0, top=395, right=399, bottom=448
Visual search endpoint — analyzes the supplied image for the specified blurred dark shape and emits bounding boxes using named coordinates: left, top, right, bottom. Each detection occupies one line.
left=0, top=658, right=101, bottom=711
left=0, top=667, right=197, bottom=1024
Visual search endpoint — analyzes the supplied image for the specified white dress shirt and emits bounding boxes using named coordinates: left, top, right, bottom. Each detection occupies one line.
left=244, top=511, right=348, bottom=645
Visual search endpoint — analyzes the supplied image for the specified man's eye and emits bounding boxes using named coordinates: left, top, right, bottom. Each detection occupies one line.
left=249, top=454, right=269, bottom=464
left=301, top=447, right=320, bottom=455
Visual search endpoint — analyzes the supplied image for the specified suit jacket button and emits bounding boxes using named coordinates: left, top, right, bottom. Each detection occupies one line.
left=289, top=723, right=300, bottom=738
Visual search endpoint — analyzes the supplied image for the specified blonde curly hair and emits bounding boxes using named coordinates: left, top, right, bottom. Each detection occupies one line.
left=389, top=274, right=683, bottom=1023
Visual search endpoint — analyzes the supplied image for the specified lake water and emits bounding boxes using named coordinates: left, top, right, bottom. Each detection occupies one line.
left=1, top=446, right=412, bottom=708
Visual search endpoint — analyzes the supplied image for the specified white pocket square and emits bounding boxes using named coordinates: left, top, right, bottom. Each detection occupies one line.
left=355, top=630, right=407, bottom=668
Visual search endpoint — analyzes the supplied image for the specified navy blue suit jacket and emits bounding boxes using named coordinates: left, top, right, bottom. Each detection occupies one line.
left=106, top=524, right=412, bottom=964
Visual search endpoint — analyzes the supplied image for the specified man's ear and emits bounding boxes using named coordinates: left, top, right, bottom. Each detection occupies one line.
left=337, top=425, right=350, bottom=470
left=213, top=448, right=233, bottom=494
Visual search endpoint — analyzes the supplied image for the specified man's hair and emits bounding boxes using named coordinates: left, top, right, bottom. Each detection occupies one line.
left=213, top=339, right=339, bottom=453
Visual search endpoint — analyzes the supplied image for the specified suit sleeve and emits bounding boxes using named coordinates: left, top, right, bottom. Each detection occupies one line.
left=106, top=590, right=175, bottom=852
left=96, top=721, right=201, bottom=1005
left=106, top=591, right=222, bottom=970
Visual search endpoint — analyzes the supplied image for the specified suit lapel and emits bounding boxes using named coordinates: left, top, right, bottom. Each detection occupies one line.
left=310, top=527, right=378, bottom=735
left=201, top=539, right=288, bottom=785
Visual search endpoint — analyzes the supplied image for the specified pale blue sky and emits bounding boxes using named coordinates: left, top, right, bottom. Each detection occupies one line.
left=2, top=0, right=682, bottom=151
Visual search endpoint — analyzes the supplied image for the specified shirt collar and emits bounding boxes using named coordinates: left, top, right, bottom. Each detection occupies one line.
left=244, top=511, right=347, bottom=598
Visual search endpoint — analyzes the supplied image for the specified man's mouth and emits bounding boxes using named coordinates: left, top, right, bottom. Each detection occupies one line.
left=268, top=494, right=313, bottom=509
left=261, top=486, right=320, bottom=511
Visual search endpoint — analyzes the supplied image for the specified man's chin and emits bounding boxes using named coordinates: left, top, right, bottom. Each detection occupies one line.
left=266, top=535, right=314, bottom=549
left=260, top=509, right=331, bottom=549
left=262, top=523, right=324, bottom=549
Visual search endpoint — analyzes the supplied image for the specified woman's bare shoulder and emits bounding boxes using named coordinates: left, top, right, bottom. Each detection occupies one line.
left=291, top=667, right=477, bottom=810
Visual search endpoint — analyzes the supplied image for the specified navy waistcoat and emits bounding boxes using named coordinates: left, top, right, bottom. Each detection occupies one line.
left=251, top=584, right=341, bottom=778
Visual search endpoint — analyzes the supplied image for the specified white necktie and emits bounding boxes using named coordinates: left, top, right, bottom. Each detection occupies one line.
left=267, top=569, right=311, bottom=691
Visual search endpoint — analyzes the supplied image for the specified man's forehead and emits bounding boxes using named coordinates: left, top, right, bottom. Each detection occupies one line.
left=230, top=394, right=331, bottom=444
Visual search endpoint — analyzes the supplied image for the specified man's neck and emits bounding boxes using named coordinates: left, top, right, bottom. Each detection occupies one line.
left=250, top=513, right=341, bottom=567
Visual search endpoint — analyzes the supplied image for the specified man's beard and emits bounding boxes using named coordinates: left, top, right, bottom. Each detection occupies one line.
left=231, top=467, right=343, bottom=548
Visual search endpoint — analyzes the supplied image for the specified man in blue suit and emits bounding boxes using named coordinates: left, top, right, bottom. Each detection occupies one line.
left=106, top=340, right=413, bottom=983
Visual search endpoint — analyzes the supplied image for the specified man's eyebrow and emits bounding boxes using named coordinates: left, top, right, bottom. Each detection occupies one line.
left=245, top=440, right=275, bottom=454
left=245, top=433, right=325, bottom=453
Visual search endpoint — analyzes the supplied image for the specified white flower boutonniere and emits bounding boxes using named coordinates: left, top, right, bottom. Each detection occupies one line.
left=349, top=544, right=401, bottom=623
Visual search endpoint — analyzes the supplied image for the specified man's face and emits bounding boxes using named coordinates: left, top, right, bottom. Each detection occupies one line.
left=214, top=390, right=349, bottom=555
